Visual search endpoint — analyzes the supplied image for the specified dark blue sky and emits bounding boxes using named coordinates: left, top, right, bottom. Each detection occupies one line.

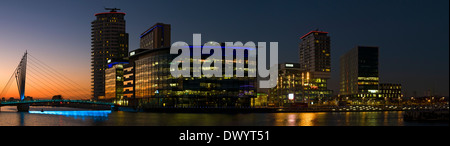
left=0, top=0, right=448, bottom=97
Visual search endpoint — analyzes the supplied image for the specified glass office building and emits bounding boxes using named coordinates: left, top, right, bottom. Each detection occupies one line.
left=129, top=46, right=257, bottom=108
left=105, top=60, right=129, bottom=105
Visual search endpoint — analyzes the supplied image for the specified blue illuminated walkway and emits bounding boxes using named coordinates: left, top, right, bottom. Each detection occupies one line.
left=0, top=99, right=114, bottom=106
left=29, top=110, right=112, bottom=121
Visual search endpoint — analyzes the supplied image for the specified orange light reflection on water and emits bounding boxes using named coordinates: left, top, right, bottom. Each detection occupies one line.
left=274, top=113, right=317, bottom=126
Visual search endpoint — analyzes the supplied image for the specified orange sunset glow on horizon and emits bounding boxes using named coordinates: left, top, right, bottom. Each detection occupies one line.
left=0, top=49, right=91, bottom=100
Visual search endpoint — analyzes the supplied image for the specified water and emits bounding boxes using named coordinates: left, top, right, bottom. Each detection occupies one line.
left=0, top=106, right=447, bottom=126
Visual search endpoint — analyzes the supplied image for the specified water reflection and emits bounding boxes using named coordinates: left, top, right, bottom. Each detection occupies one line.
left=299, top=113, right=316, bottom=126
left=286, top=114, right=297, bottom=126
left=264, top=111, right=447, bottom=126
left=1, top=109, right=448, bottom=126
left=29, top=110, right=111, bottom=121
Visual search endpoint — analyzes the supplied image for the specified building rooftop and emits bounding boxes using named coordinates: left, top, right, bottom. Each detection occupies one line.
left=300, top=31, right=329, bottom=39
left=94, top=12, right=126, bottom=16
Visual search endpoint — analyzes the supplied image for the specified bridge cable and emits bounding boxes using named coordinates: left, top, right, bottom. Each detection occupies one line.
left=27, top=56, right=90, bottom=99
left=27, top=73, right=86, bottom=100
left=27, top=64, right=88, bottom=99
left=26, top=58, right=89, bottom=97
left=0, top=66, right=19, bottom=98
left=26, top=72, right=62, bottom=97
left=28, top=54, right=91, bottom=91
left=28, top=54, right=91, bottom=94
left=25, top=80, right=53, bottom=99
left=0, top=71, right=16, bottom=98
left=30, top=67, right=89, bottom=100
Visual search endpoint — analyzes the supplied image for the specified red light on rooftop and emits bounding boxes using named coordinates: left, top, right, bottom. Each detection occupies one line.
left=300, top=31, right=329, bottom=39
left=95, top=12, right=126, bottom=16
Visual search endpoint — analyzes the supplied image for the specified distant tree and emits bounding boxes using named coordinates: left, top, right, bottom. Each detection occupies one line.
left=25, top=96, right=33, bottom=101
left=52, top=95, right=63, bottom=100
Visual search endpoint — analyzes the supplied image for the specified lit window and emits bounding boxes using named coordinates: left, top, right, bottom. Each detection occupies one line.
left=288, top=93, right=294, bottom=100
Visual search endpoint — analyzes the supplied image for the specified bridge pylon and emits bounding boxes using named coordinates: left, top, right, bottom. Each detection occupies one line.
left=16, top=51, right=27, bottom=101
left=15, top=51, right=29, bottom=112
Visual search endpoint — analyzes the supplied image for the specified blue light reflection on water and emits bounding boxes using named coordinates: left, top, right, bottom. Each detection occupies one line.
left=29, top=110, right=111, bottom=121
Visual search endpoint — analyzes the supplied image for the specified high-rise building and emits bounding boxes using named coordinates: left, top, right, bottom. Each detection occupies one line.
left=91, top=8, right=129, bottom=100
left=299, top=30, right=331, bottom=79
left=139, top=23, right=171, bottom=50
left=340, top=46, right=379, bottom=99
left=298, top=30, right=333, bottom=103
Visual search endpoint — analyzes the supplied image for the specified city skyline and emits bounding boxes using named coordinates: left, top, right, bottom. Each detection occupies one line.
left=0, top=0, right=448, bottom=99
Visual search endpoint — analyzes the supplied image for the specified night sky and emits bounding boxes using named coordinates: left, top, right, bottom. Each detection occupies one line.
left=0, top=0, right=448, bottom=98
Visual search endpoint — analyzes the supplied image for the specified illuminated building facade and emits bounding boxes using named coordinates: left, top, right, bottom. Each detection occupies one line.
left=139, top=23, right=171, bottom=50
left=91, top=9, right=129, bottom=100
left=269, top=63, right=332, bottom=107
left=340, top=46, right=379, bottom=99
left=105, top=60, right=129, bottom=105
left=379, top=83, right=402, bottom=100
left=128, top=46, right=257, bottom=108
left=302, top=73, right=333, bottom=105
left=252, top=92, right=268, bottom=107
left=298, top=30, right=333, bottom=104
left=269, top=63, right=303, bottom=107
left=123, top=63, right=134, bottom=99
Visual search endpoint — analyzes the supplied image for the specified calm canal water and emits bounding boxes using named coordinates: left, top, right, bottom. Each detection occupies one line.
left=0, top=106, right=447, bottom=126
